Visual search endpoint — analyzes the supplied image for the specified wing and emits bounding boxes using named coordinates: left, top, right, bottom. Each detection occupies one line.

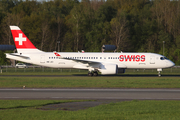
left=61, top=57, right=126, bottom=69
left=62, top=57, right=100, bottom=69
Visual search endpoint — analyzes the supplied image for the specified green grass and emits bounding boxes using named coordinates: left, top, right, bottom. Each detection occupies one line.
left=0, top=100, right=180, bottom=120
left=0, top=67, right=180, bottom=75
left=0, top=67, right=88, bottom=75
left=0, top=76, right=180, bottom=88
left=0, top=100, right=81, bottom=109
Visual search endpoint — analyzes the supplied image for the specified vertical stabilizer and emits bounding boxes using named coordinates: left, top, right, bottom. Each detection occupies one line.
left=10, top=26, right=43, bottom=53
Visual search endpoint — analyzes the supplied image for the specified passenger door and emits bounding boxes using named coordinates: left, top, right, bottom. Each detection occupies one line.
left=40, top=55, right=45, bottom=63
left=150, top=56, right=155, bottom=64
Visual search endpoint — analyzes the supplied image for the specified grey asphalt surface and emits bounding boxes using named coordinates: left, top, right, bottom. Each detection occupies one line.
left=1, top=89, right=180, bottom=100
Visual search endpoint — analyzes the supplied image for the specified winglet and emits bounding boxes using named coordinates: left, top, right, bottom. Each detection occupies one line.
left=54, top=52, right=61, bottom=56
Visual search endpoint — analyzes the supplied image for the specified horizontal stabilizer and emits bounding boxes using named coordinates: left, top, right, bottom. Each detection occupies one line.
left=6, top=53, right=30, bottom=59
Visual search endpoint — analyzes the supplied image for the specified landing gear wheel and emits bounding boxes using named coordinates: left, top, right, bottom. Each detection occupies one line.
left=93, top=71, right=98, bottom=76
left=88, top=72, right=93, bottom=76
left=158, top=72, right=161, bottom=77
left=157, top=68, right=162, bottom=77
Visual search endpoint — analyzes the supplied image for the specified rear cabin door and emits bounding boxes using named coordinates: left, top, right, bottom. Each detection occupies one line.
left=40, top=55, right=45, bottom=63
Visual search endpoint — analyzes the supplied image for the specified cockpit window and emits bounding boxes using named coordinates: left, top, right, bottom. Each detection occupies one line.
left=160, top=57, right=164, bottom=60
left=160, top=57, right=169, bottom=60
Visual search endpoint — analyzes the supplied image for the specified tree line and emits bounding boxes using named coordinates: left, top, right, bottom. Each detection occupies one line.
left=0, top=0, right=180, bottom=65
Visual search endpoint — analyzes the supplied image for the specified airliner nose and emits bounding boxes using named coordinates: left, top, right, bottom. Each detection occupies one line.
left=168, top=61, right=175, bottom=67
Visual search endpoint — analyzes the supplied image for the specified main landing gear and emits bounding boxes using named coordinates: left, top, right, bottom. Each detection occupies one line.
left=88, top=71, right=98, bottom=76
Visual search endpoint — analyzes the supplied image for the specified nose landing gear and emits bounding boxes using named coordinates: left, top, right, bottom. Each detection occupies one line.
left=157, top=68, right=162, bottom=77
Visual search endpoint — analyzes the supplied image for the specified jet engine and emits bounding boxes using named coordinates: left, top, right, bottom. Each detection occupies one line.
left=99, top=64, right=118, bottom=75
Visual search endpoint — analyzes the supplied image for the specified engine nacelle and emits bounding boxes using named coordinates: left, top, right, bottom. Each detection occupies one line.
left=99, top=64, right=118, bottom=75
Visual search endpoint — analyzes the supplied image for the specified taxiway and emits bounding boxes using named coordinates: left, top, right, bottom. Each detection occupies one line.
left=0, top=89, right=180, bottom=100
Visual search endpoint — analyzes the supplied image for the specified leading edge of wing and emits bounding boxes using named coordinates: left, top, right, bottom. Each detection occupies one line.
left=62, top=57, right=127, bottom=69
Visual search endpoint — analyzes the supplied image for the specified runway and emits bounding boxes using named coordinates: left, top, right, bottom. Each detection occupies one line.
left=1, top=89, right=180, bottom=100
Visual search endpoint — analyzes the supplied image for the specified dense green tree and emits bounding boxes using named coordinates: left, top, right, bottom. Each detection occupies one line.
left=110, top=10, right=129, bottom=52
left=85, top=3, right=116, bottom=51
left=0, top=51, right=6, bottom=65
left=1, top=0, right=180, bottom=64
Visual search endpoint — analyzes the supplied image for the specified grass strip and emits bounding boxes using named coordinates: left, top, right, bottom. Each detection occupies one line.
left=0, top=67, right=179, bottom=75
left=0, top=100, right=83, bottom=109
left=0, top=76, right=180, bottom=88
left=0, top=100, right=180, bottom=120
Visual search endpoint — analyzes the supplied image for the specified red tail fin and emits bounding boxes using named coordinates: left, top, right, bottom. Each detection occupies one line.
left=10, top=26, right=36, bottom=49
left=10, top=26, right=43, bottom=53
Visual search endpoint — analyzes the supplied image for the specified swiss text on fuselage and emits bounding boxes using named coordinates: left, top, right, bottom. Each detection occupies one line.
left=119, top=55, right=145, bottom=62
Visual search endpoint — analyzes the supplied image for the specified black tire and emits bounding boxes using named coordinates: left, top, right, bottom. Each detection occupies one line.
left=93, top=72, right=98, bottom=76
left=88, top=72, right=93, bottom=76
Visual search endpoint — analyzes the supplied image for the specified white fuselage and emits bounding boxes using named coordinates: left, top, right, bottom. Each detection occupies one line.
left=6, top=52, right=175, bottom=70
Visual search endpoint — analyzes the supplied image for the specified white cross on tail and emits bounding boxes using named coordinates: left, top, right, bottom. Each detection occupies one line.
left=15, top=33, right=26, bottom=45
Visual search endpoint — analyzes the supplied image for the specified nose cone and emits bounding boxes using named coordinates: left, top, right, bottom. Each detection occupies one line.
left=167, top=61, right=175, bottom=68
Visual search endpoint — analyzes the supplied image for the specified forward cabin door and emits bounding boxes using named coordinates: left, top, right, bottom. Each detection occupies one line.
left=150, top=56, right=155, bottom=64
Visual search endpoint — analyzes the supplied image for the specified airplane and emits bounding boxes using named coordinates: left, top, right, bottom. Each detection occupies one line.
left=6, top=26, right=175, bottom=76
